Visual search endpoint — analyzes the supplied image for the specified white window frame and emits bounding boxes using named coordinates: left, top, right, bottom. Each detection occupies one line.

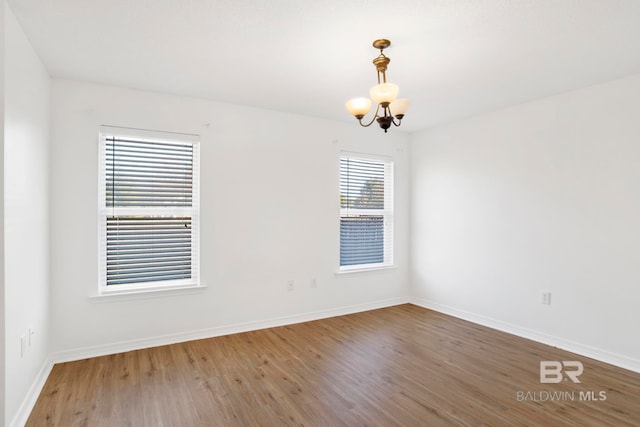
left=339, top=152, right=394, bottom=272
left=97, top=126, right=200, bottom=295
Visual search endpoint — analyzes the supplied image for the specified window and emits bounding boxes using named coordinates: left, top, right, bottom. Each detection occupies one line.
left=339, top=154, right=394, bottom=270
left=98, top=126, right=200, bottom=293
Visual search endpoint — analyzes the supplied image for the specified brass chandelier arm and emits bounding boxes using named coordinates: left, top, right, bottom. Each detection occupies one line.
left=357, top=104, right=405, bottom=133
left=357, top=103, right=383, bottom=128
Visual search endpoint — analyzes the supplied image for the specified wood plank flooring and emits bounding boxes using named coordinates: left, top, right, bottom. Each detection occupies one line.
left=26, top=304, right=640, bottom=426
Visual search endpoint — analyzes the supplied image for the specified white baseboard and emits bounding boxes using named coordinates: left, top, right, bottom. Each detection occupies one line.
left=410, top=297, right=640, bottom=374
left=10, top=357, right=54, bottom=427
left=21, top=295, right=638, bottom=426
left=14, top=297, right=405, bottom=426
left=50, top=297, right=410, bottom=364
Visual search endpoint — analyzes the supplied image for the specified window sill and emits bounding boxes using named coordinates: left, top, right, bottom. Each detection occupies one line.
left=90, top=283, right=207, bottom=303
left=335, top=265, right=397, bottom=276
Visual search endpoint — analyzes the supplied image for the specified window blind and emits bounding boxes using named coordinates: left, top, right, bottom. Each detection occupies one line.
left=106, top=216, right=192, bottom=286
left=100, top=129, right=199, bottom=290
left=105, top=137, right=193, bottom=207
left=340, top=216, right=385, bottom=266
left=340, top=158, right=385, bottom=210
left=340, top=156, right=393, bottom=268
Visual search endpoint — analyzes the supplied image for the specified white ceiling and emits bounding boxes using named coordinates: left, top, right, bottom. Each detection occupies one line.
left=8, top=0, right=640, bottom=133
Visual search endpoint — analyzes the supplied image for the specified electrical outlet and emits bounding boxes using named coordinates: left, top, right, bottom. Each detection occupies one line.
left=541, top=291, right=552, bottom=305
left=287, top=280, right=294, bottom=291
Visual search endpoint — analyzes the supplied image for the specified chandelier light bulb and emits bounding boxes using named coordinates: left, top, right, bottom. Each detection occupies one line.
left=389, top=98, right=410, bottom=117
left=370, top=83, right=399, bottom=105
left=345, top=97, right=372, bottom=118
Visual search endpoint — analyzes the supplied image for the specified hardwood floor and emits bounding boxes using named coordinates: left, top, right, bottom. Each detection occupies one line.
left=27, top=304, right=640, bottom=426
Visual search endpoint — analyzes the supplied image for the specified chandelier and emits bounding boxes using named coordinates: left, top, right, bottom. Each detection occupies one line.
left=345, top=39, right=410, bottom=133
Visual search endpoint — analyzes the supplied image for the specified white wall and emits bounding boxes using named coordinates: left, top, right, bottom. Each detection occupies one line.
left=4, top=3, right=51, bottom=425
left=49, top=79, right=410, bottom=356
left=0, top=1, right=6, bottom=423
left=410, top=73, right=640, bottom=371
